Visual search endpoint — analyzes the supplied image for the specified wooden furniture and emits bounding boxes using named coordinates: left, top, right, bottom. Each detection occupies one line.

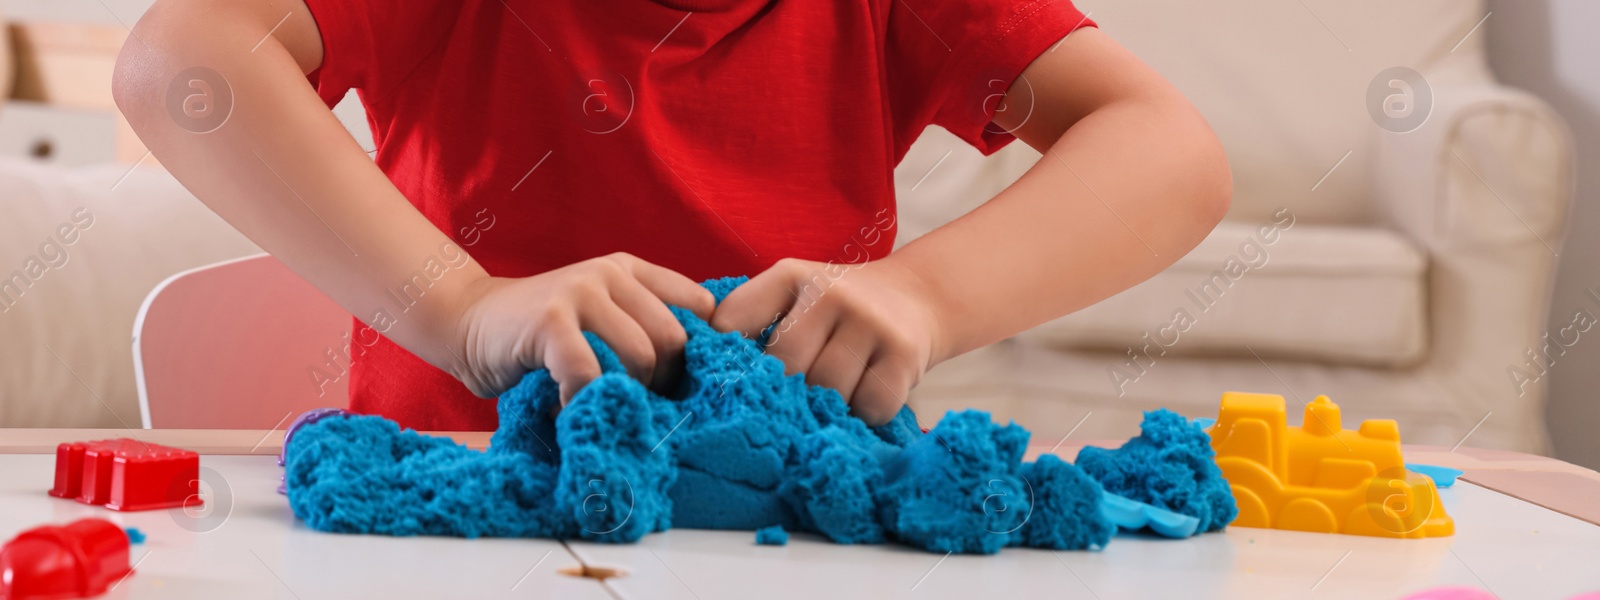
left=4, top=21, right=149, bottom=165
left=1, top=429, right=1595, bottom=599
left=0, top=101, right=118, bottom=165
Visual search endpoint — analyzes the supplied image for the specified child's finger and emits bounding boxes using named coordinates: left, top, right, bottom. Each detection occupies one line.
left=609, top=278, right=690, bottom=389
left=848, top=349, right=915, bottom=425
left=541, top=325, right=604, bottom=405
left=766, top=309, right=832, bottom=378
left=580, top=301, right=658, bottom=386
left=710, top=263, right=801, bottom=338
left=616, top=254, right=716, bottom=318
left=804, top=327, right=872, bottom=402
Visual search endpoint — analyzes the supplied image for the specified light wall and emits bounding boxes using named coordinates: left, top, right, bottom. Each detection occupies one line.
left=1488, top=0, right=1600, bottom=469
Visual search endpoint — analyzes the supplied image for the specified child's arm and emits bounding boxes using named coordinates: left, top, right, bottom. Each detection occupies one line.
left=114, top=0, right=712, bottom=402
left=713, top=28, right=1231, bottom=423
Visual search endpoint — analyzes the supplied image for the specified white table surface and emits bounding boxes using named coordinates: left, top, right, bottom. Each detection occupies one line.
left=0, top=455, right=607, bottom=600
left=568, top=480, right=1600, bottom=600
left=4, top=453, right=1598, bottom=600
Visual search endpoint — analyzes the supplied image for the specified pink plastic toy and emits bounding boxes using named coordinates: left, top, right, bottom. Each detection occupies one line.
left=1400, top=587, right=1497, bottom=600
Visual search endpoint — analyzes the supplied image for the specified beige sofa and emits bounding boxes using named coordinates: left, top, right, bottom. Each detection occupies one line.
left=900, top=0, right=1573, bottom=453
left=0, top=160, right=260, bottom=430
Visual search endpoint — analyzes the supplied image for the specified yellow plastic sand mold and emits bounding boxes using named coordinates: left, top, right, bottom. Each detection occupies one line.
left=1206, top=392, right=1454, bottom=539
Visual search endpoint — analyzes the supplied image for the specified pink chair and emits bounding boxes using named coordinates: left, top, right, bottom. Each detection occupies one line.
left=133, top=254, right=352, bottom=429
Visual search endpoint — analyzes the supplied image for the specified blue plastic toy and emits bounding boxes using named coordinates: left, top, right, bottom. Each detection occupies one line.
left=1100, top=492, right=1201, bottom=538
left=1406, top=463, right=1463, bottom=488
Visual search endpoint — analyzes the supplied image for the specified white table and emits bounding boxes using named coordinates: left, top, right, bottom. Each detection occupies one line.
left=570, top=480, right=1600, bottom=599
left=3, top=431, right=1598, bottom=599
left=0, top=455, right=608, bottom=600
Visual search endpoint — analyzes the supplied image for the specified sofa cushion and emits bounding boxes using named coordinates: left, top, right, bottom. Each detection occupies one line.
left=0, top=161, right=260, bottom=428
left=909, top=339, right=1543, bottom=454
left=1019, top=221, right=1428, bottom=368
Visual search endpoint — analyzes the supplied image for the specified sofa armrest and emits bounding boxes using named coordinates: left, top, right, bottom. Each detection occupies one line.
left=1370, top=82, right=1575, bottom=453
left=1373, top=83, right=1572, bottom=251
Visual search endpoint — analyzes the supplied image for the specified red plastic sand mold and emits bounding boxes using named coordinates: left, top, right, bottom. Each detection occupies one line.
left=0, top=518, right=133, bottom=600
left=48, top=439, right=202, bottom=512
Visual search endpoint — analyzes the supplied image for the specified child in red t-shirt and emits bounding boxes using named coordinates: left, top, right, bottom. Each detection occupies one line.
left=115, top=0, right=1230, bottom=431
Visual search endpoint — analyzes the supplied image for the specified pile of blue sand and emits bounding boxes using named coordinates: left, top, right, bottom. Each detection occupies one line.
left=754, top=525, right=788, bottom=546
left=1076, top=410, right=1238, bottom=534
left=285, top=278, right=1219, bottom=553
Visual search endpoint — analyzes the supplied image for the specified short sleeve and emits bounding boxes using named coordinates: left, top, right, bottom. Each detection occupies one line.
left=300, top=0, right=457, bottom=107
left=885, top=0, right=1096, bottom=155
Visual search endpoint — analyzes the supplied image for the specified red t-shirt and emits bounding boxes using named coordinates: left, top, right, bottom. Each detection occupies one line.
left=301, top=0, right=1094, bottom=431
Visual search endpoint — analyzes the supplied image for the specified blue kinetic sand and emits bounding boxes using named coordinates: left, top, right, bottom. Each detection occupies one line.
left=1406, top=463, right=1463, bottom=488
left=124, top=527, right=146, bottom=545
left=755, top=525, right=789, bottom=545
left=286, top=278, right=1217, bottom=554
left=1077, top=410, right=1238, bottom=534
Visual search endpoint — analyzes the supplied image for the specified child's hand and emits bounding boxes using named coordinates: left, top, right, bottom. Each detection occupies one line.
left=450, top=253, right=715, bottom=403
left=711, top=258, right=946, bottom=424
